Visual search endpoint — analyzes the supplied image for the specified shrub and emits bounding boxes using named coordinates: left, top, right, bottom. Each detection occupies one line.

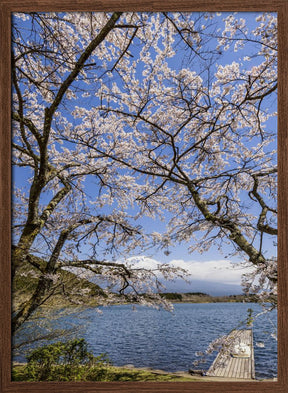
left=25, top=338, right=110, bottom=381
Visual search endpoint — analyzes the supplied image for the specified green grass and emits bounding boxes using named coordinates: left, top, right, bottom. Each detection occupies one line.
left=12, top=364, right=197, bottom=382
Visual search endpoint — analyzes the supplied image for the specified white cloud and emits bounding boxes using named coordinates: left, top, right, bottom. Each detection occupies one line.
left=126, top=255, right=160, bottom=270
left=125, top=256, right=253, bottom=286
left=169, top=259, right=250, bottom=285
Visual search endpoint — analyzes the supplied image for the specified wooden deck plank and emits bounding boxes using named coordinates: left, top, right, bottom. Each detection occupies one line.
left=213, top=354, right=227, bottom=377
left=207, top=329, right=254, bottom=380
left=251, top=329, right=255, bottom=379
left=238, top=359, right=244, bottom=378
left=239, top=358, right=245, bottom=378
left=225, top=357, right=235, bottom=378
left=244, top=358, right=250, bottom=379
left=235, top=358, right=241, bottom=379
left=231, top=359, right=239, bottom=378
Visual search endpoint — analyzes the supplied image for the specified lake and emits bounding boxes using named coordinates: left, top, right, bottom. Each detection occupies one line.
left=14, top=302, right=277, bottom=380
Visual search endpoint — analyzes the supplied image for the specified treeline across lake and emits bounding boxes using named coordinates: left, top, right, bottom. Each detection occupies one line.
left=159, top=292, right=260, bottom=303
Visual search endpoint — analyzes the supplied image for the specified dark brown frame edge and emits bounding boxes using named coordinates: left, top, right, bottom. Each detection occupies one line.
left=1, top=0, right=287, bottom=392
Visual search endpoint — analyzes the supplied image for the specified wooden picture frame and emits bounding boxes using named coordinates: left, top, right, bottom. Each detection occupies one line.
left=1, top=1, right=287, bottom=392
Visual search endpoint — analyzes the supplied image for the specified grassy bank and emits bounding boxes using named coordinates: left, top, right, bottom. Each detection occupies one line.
left=12, top=363, right=268, bottom=382
left=12, top=363, right=198, bottom=382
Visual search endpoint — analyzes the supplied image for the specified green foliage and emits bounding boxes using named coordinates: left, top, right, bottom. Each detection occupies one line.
left=24, top=338, right=110, bottom=381
left=185, top=292, right=210, bottom=297
left=246, top=308, right=254, bottom=327
left=12, top=363, right=196, bottom=382
left=160, top=293, right=183, bottom=300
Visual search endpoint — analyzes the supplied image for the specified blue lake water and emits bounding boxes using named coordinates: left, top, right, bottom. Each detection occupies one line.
left=14, top=302, right=277, bottom=379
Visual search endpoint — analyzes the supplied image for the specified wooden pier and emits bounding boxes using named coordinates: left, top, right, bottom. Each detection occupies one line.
left=207, top=329, right=255, bottom=380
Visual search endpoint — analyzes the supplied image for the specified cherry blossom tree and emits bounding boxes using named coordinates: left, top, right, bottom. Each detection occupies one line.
left=62, top=13, right=277, bottom=297
left=12, top=12, right=188, bottom=333
left=12, top=11, right=277, bottom=335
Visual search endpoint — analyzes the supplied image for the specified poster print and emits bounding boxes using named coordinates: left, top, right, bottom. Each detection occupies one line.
left=1, top=1, right=287, bottom=392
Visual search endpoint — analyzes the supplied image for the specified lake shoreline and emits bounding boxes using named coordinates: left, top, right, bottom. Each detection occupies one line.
left=12, top=362, right=276, bottom=382
left=36, top=292, right=261, bottom=312
left=159, top=292, right=259, bottom=303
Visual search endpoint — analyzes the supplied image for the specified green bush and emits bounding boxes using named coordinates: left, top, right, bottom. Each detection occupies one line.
left=160, top=293, right=183, bottom=300
left=25, top=338, right=110, bottom=381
